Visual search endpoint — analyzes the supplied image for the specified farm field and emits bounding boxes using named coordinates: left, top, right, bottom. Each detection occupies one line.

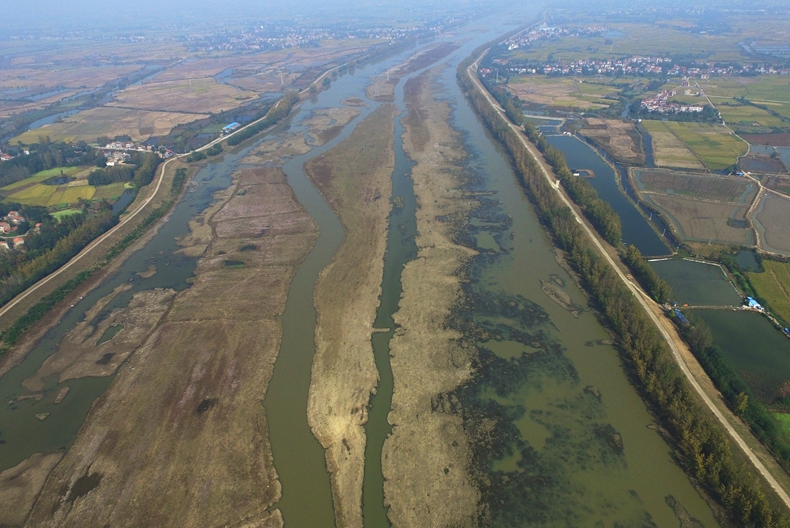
left=641, top=120, right=704, bottom=169
left=741, top=133, right=790, bottom=147
left=633, top=169, right=757, bottom=203
left=701, top=76, right=790, bottom=103
left=0, top=167, right=84, bottom=192
left=13, top=107, right=209, bottom=144
left=755, top=193, right=790, bottom=254
left=503, top=23, right=746, bottom=63
left=507, top=76, right=621, bottom=110
left=739, top=155, right=786, bottom=174
left=93, top=182, right=132, bottom=201
left=717, top=103, right=787, bottom=130
left=749, top=260, right=790, bottom=324
left=664, top=122, right=748, bottom=171
left=50, top=208, right=82, bottom=221
left=647, top=193, right=753, bottom=245
left=1, top=167, right=130, bottom=208
left=579, top=118, right=644, bottom=165
left=107, top=78, right=259, bottom=114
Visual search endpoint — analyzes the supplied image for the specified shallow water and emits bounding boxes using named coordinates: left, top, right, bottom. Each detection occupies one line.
left=650, top=259, right=741, bottom=306
left=692, top=310, right=790, bottom=403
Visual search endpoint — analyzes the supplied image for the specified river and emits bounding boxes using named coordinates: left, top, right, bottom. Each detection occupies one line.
left=545, top=135, right=671, bottom=256
left=414, top=20, right=718, bottom=525
left=0, top=14, right=724, bottom=528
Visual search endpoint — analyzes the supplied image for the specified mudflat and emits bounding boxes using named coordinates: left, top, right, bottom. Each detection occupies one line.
left=382, top=69, right=480, bottom=526
left=26, top=166, right=318, bottom=527
left=305, top=104, right=397, bottom=527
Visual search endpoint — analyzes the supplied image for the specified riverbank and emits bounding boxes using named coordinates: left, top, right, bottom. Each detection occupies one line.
left=26, top=165, right=317, bottom=527
left=382, top=68, right=480, bottom=526
left=305, top=104, right=397, bottom=527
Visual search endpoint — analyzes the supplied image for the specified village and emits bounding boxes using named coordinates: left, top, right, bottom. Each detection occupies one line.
left=0, top=209, right=40, bottom=250
left=639, top=88, right=705, bottom=114
left=499, top=54, right=790, bottom=78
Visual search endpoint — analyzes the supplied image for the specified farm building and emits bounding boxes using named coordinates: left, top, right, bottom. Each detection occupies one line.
left=222, top=122, right=240, bottom=134
left=745, top=297, right=764, bottom=310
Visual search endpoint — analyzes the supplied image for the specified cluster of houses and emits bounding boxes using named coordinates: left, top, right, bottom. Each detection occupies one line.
left=640, top=89, right=705, bottom=114
left=503, top=25, right=607, bottom=51
left=0, top=211, right=40, bottom=250
left=101, top=141, right=174, bottom=163
left=0, top=149, right=27, bottom=162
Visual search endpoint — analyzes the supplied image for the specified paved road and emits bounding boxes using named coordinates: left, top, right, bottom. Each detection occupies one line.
left=468, top=53, right=790, bottom=509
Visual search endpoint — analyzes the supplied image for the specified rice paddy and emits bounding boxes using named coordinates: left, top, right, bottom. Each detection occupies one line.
left=749, top=260, right=790, bottom=323
left=664, top=122, right=748, bottom=171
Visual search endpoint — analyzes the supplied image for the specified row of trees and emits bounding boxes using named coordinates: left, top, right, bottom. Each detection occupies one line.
left=459, top=56, right=789, bottom=527
left=226, top=91, right=300, bottom=147
left=0, top=206, right=117, bottom=307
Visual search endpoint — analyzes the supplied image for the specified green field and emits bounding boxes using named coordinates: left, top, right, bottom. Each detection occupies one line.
left=665, top=122, right=749, bottom=170
left=0, top=166, right=83, bottom=192
left=51, top=208, right=83, bottom=221
left=749, top=260, right=790, bottom=324
left=774, top=412, right=790, bottom=439
left=93, top=182, right=129, bottom=200
left=5, top=181, right=95, bottom=207
left=503, top=22, right=746, bottom=64
left=717, top=104, right=786, bottom=129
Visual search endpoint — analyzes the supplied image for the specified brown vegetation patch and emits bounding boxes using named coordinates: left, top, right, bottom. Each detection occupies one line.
left=382, top=68, right=479, bottom=527
left=305, top=105, right=396, bottom=527
left=741, top=133, right=790, bottom=147
left=22, top=287, right=176, bottom=391
left=0, top=452, right=63, bottom=527
left=648, top=193, right=752, bottom=245
left=580, top=118, right=645, bottom=165
left=366, top=78, right=399, bottom=102
left=301, top=107, right=359, bottom=146
left=107, top=78, right=257, bottom=114
left=394, top=43, right=460, bottom=75
left=636, top=169, right=756, bottom=203
left=756, top=193, right=790, bottom=253
left=15, top=107, right=208, bottom=144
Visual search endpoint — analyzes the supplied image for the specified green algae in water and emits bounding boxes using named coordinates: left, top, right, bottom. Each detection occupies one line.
left=453, top=294, right=656, bottom=527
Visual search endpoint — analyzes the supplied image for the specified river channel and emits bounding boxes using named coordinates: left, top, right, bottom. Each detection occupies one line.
left=0, top=14, right=726, bottom=528
left=545, top=135, right=671, bottom=257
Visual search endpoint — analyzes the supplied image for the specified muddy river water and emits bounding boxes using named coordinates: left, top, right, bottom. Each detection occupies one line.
left=0, top=12, right=723, bottom=528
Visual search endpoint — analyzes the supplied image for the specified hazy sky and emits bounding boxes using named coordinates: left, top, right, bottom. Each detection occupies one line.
left=9, top=0, right=504, bottom=31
